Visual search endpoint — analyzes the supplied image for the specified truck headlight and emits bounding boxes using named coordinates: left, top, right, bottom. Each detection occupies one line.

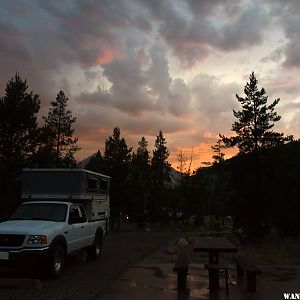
left=27, top=235, right=48, bottom=245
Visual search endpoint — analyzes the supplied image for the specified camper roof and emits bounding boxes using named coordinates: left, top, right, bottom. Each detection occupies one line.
left=23, top=168, right=110, bottom=179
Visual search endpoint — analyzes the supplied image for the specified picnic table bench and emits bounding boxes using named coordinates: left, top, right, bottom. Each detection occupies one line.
left=235, top=253, right=262, bottom=292
left=205, top=263, right=231, bottom=293
left=173, top=252, right=189, bottom=291
left=194, top=237, right=238, bottom=293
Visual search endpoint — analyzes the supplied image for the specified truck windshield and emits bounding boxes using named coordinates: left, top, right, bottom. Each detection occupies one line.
left=10, top=203, right=68, bottom=222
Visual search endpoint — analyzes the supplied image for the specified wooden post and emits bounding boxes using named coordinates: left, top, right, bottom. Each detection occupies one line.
left=177, top=270, right=188, bottom=291
left=246, top=272, right=257, bottom=292
left=225, top=268, right=229, bottom=294
left=208, top=268, right=219, bottom=292
left=237, top=264, right=244, bottom=278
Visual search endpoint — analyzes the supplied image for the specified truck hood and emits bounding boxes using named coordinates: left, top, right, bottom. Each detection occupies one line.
left=0, top=220, right=65, bottom=235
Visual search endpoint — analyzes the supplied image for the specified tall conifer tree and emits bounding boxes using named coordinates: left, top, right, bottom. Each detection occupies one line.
left=41, top=90, right=79, bottom=167
left=211, top=139, right=225, bottom=165
left=0, top=73, right=40, bottom=169
left=150, top=130, right=171, bottom=219
left=221, top=72, right=291, bottom=154
left=151, top=130, right=171, bottom=180
left=0, top=73, right=40, bottom=212
left=220, top=72, right=292, bottom=238
left=130, top=137, right=150, bottom=215
left=104, top=127, right=132, bottom=229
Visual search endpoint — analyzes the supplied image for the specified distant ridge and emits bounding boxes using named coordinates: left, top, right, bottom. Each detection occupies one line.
left=77, top=153, right=96, bottom=168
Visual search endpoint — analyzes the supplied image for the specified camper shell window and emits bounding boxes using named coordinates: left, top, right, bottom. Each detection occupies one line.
left=100, top=179, right=108, bottom=192
left=87, top=177, right=97, bottom=192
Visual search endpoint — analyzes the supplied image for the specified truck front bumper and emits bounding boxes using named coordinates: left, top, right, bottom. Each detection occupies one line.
left=0, top=247, right=50, bottom=265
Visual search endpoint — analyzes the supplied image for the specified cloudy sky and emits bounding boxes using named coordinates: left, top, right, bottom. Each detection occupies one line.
left=1, top=0, right=300, bottom=170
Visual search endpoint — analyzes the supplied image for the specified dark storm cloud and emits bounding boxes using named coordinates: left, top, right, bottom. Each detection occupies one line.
left=0, top=0, right=272, bottom=90
left=36, top=0, right=152, bottom=67
left=76, top=43, right=192, bottom=117
left=0, top=21, right=32, bottom=66
left=147, top=44, right=192, bottom=116
left=0, top=0, right=152, bottom=85
left=190, top=74, right=239, bottom=115
left=214, top=4, right=267, bottom=50
left=261, top=48, right=284, bottom=63
left=266, top=0, right=300, bottom=69
left=186, top=0, right=266, bottom=52
left=76, top=50, right=156, bottom=116
left=280, top=10, right=300, bottom=69
left=139, top=0, right=268, bottom=66
left=0, top=0, right=298, bottom=163
left=0, top=0, right=153, bottom=107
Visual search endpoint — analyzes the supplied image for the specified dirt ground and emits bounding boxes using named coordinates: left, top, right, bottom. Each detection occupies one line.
left=0, top=230, right=299, bottom=300
left=0, top=231, right=181, bottom=300
left=98, top=235, right=300, bottom=300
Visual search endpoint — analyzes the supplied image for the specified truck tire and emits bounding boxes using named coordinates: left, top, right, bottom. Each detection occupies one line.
left=46, top=243, right=65, bottom=278
left=88, top=234, right=103, bottom=260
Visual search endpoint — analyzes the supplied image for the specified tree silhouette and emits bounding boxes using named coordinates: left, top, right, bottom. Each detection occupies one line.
left=129, top=137, right=151, bottom=217
left=221, top=72, right=292, bottom=154
left=0, top=73, right=40, bottom=212
left=151, top=130, right=171, bottom=184
left=41, top=90, right=79, bottom=167
left=177, top=150, right=187, bottom=175
left=104, top=127, right=132, bottom=229
left=220, top=72, right=294, bottom=238
left=211, top=139, right=225, bottom=164
left=150, top=130, right=171, bottom=219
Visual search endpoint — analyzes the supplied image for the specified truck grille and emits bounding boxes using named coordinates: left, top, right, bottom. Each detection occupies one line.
left=0, top=234, right=25, bottom=247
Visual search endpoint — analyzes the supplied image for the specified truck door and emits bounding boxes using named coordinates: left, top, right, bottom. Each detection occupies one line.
left=67, top=204, right=89, bottom=252
left=78, top=204, right=91, bottom=245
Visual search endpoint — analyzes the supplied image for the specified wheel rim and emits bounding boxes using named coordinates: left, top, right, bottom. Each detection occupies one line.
left=95, top=238, right=102, bottom=256
left=54, top=247, right=64, bottom=273
left=96, top=240, right=101, bottom=255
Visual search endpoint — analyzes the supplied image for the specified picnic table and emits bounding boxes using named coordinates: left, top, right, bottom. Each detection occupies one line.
left=193, top=237, right=238, bottom=292
left=194, top=237, right=238, bottom=264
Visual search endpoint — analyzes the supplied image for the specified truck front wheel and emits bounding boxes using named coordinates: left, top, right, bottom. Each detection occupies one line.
left=46, top=243, right=65, bottom=278
left=88, top=234, right=103, bottom=260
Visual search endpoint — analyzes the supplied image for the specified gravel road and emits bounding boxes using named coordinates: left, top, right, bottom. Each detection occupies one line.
left=0, top=231, right=180, bottom=300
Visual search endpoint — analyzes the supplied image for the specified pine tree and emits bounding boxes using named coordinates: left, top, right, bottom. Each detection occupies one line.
left=211, top=139, right=225, bottom=165
left=151, top=130, right=171, bottom=180
left=130, top=137, right=150, bottom=215
left=0, top=73, right=40, bottom=168
left=220, top=72, right=293, bottom=239
left=104, top=127, right=132, bottom=170
left=0, top=73, right=40, bottom=212
left=221, top=72, right=291, bottom=154
left=133, top=137, right=150, bottom=180
left=150, top=130, right=171, bottom=219
left=104, top=127, right=132, bottom=229
left=41, top=90, right=79, bottom=167
left=136, top=137, right=149, bottom=163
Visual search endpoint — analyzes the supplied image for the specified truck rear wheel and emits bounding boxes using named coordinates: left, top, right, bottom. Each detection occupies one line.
left=88, top=234, right=103, bottom=260
left=46, top=243, right=65, bottom=278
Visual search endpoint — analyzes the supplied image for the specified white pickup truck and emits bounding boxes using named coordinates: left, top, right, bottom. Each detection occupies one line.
left=0, top=169, right=110, bottom=277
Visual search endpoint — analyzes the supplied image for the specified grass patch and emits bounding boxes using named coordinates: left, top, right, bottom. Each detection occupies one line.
left=240, top=237, right=300, bottom=265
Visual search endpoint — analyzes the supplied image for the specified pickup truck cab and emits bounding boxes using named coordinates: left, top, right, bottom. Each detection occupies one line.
left=0, top=168, right=110, bottom=277
left=0, top=201, right=104, bottom=277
